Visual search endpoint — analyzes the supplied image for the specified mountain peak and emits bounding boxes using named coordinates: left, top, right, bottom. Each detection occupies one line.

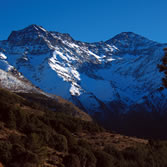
left=106, top=32, right=147, bottom=43
left=115, top=31, right=140, bottom=37
left=7, top=24, right=48, bottom=46
left=112, top=32, right=148, bottom=40
left=22, top=24, right=47, bottom=33
left=106, top=32, right=158, bottom=49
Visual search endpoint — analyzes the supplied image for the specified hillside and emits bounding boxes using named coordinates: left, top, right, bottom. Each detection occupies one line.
left=1, top=88, right=167, bottom=167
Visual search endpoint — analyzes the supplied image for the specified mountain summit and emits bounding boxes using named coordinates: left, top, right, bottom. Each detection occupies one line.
left=8, top=24, right=47, bottom=44
left=0, top=25, right=167, bottom=130
left=106, top=32, right=159, bottom=54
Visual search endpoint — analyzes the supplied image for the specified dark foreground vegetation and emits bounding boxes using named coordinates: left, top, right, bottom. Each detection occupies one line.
left=95, top=109, right=167, bottom=140
left=0, top=88, right=167, bottom=167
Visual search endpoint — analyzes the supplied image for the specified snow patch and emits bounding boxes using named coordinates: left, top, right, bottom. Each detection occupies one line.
left=70, top=83, right=82, bottom=96
left=0, top=52, right=7, bottom=60
left=107, top=58, right=115, bottom=62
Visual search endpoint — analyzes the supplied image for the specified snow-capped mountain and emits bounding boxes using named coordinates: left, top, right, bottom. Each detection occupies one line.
left=0, top=52, right=42, bottom=93
left=0, top=24, right=166, bottom=116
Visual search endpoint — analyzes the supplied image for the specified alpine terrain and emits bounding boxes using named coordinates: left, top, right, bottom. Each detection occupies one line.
left=0, top=24, right=167, bottom=138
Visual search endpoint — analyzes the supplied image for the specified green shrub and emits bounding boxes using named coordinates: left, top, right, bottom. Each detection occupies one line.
left=78, top=139, right=92, bottom=151
left=63, top=154, right=81, bottom=167
left=50, top=133, right=68, bottom=152
left=104, top=144, right=122, bottom=160
left=70, top=146, right=96, bottom=167
left=94, top=150, right=115, bottom=167
left=7, top=110, right=17, bottom=129
left=0, top=141, right=12, bottom=164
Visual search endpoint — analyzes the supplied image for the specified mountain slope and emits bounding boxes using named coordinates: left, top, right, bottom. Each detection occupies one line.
left=0, top=25, right=167, bottom=136
left=3, top=87, right=167, bottom=167
left=0, top=52, right=42, bottom=93
left=1, top=88, right=167, bottom=167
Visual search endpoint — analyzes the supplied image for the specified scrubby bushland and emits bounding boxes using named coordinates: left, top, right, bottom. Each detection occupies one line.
left=0, top=88, right=167, bottom=167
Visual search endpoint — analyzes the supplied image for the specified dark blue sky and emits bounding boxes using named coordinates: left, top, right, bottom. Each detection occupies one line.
left=0, top=0, right=167, bottom=43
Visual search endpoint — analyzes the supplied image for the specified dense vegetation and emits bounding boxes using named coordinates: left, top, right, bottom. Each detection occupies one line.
left=0, top=88, right=167, bottom=167
left=158, top=48, right=167, bottom=88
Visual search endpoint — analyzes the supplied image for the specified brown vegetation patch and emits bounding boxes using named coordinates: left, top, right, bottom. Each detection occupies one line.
left=76, top=131, right=148, bottom=151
